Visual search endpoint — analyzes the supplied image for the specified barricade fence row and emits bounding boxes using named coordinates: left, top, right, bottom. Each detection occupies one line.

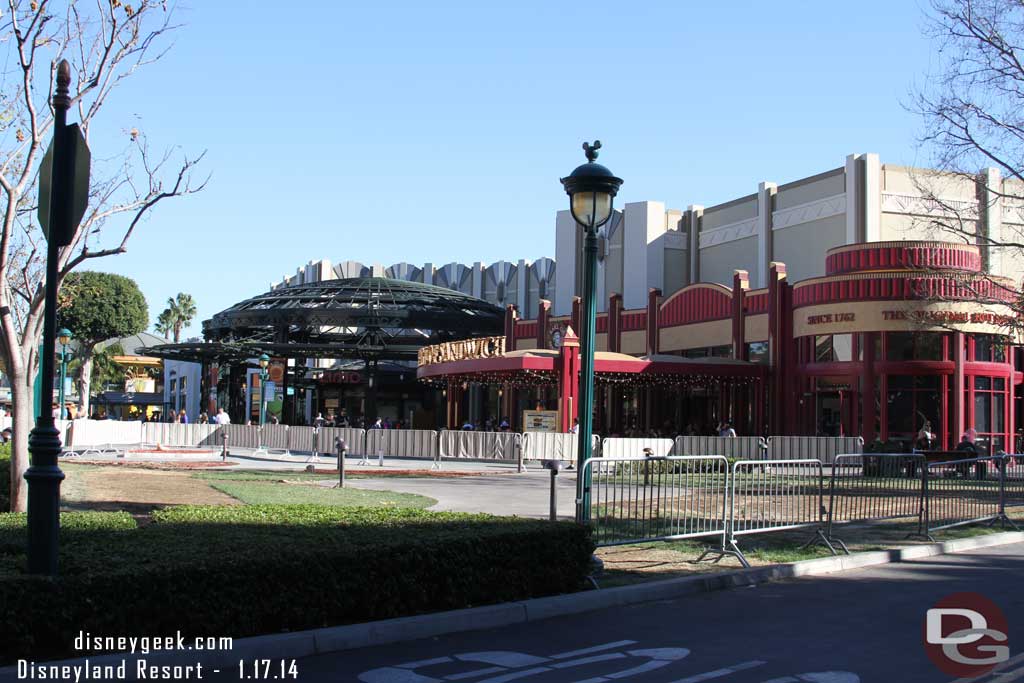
left=826, top=454, right=926, bottom=547
left=923, top=455, right=1004, bottom=535
left=672, top=435, right=766, bottom=460
left=582, top=452, right=1021, bottom=565
left=582, top=456, right=729, bottom=547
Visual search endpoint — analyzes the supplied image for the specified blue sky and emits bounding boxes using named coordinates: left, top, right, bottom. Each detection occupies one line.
left=93, top=1, right=937, bottom=339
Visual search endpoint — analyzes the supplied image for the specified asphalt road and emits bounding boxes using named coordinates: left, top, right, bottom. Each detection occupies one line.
left=288, top=542, right=1024, bottom=683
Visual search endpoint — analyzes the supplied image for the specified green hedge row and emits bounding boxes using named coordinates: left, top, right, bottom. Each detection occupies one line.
left=0, top=505, right=594, bottom=663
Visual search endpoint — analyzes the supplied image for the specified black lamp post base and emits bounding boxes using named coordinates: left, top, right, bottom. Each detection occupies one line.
left=26, top=424, right=65, bottom=576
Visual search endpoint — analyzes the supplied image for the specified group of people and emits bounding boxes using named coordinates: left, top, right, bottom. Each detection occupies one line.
left=460, top=417, right=512, bottom=432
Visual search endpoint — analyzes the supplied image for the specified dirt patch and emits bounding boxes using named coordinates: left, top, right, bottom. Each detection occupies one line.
left=68, top=460, right=238, bottom=470
left=61, top=465, right=240, bottom=512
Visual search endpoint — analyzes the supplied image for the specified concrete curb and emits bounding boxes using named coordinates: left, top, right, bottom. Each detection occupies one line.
left=4, top=530, right=1021, bottom=673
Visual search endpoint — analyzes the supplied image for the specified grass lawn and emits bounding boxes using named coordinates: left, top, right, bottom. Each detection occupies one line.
left=206, top=479, right=436, bottom=508
left=59, top=464, right=436, bottom=512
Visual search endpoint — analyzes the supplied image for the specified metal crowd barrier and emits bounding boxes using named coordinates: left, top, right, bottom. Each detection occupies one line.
left=580, top=455, right=729, bottom=548
left=766, top=436, right=864, bottom=464
left=522, top=432, right=599, bottom=465
left=825, top=454, right=926, bottom=550
left=672, top=435, right=766, bottom=459
left=438, top=430, right=520, bottom=460
left=921, top=455, right=1009, bottom=538
left=707, top=459, right=833, bottom=566
left=600, top=437, right=674, bottom=459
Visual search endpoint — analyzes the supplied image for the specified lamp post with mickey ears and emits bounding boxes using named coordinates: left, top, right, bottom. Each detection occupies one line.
left=560, top=141, right=623, bottom=523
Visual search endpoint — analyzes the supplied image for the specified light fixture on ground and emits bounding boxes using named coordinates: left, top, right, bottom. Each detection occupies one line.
left=57, top=328, right=72, bottom=420
left=560, top=140, right=623, bottom=523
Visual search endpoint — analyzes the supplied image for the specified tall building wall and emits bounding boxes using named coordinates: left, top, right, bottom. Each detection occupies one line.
left=273, top=152, right=1020, bottom=320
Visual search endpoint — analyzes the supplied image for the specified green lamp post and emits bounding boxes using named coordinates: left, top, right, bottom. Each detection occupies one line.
left=258, top=353, right=270, bottom=427
left=560, top=140, right=623, bottom=524
left=57, top=328, right=72, bottom=420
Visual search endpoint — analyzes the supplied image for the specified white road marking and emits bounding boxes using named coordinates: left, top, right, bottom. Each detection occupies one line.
left=763, top=674, right=860, bottom=683
left=454, top=652, right=550, bottom=667
left=401, top=658, right=454, bottom=669
left=550, top=641, right=638, bottom=660
left=668, top=660, right=767, bottom=683
left=550, top=654, right=627, bottom=669
left=445, top=666, right=507, bottom=680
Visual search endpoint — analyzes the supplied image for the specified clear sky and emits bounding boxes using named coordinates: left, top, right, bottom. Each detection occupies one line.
left=94, top=0, right=938, bottom=339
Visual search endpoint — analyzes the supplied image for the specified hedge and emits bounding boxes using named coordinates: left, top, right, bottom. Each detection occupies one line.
left=0, top=505, right=593, bottom=663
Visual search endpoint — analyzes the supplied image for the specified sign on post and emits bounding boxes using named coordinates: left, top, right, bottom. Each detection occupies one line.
left=523, top=410, right=559, bottom=433
left=38, top=123, right=90, bottom=245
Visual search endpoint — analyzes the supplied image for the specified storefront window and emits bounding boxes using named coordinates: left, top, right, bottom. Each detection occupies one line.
left=972, top=374, right=1007, bottom=453
left=813, top=334, right=857, bottom=363
left=974, top=335, right=1007, bottom=362
left=885, top=374, right=940, bottom=443
left=885, top=332, right=944, bottom=361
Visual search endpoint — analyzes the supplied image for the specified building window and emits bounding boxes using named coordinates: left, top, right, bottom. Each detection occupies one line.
left=885, top=374, right=941, bottom=443
left=746, top=341, right=769, bottom=364
left=885, top=332, right=944, bottom=361
left=973, top=335, right=1007, bottom=362
left=972, top=375, right=1006, bottom=452
left=813, top=334, right=857, bottom=363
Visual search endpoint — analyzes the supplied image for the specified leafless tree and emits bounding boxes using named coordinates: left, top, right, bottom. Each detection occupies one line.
left=900, top=0, right=1024, bottom=336
left=1, top=0, right=206, bottom=511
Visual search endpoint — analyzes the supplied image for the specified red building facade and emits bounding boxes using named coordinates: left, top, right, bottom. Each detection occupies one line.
left=418, top=241, right=1021, bottom=451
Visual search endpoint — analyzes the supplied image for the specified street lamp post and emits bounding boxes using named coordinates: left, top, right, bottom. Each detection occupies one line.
left=57, top=329, right=72, bottom=420
left=258, top=353, right=270, bottom=427
left=560, top=140, right=623, bottom=524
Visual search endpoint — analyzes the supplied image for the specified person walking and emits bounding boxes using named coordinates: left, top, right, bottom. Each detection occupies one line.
left=216, top=408, right=231, bottom=425
left=178, top=410, right=188, bottom=424
left=719, top=422, right=737, bottom=438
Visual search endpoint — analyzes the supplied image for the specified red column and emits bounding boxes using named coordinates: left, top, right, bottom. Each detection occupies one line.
left=732, top=270, right=750, bottom=360
left=953, top=331, right=965, bottom=441
left=861, top=332, right=876, bottom=442
left=559, top=328, right=580, bottom=431
left=646, top=288, right=662, bottom=356
left=445, top=380, right=458, bottom=429
left=537, top=299, right=551, bottom=349
left=768, top=262, right=790, bottom=434
left=503, top=304, right=518, bottom=349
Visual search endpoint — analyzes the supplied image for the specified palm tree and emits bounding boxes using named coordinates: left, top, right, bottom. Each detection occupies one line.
left=154, top=309, right=173, bottom=339
left=159, top=293, right=197, bottom=343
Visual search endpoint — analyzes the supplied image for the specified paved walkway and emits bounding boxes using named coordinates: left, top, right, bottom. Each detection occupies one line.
left=346, top=469, right=576, bottom=519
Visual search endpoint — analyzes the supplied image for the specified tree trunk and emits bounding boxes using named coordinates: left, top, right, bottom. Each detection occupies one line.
left=76, top=352, right=94, bottom=418
left=9, top=370, right=33, bottom=512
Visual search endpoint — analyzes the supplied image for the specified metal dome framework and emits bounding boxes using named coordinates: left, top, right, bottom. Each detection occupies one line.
left=145, top=277, right=504, bottom=363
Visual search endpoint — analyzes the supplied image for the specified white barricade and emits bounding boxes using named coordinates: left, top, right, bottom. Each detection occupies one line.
left=366, top=429, right=439, bottom=459
left=224, top=424, right=260, bottom=449
left=438, top=430, right=520, bottom=459
left=600, top=437, right=674, bottom=459
left=767, top=436, right=864, bottom=464
left=143, top=423, right=220, bottom=447
left=320, top=428, right=366, bottom=455
left=522, top=432, right=599, bottom=464
left=65, top=419, right=143, bottom=447
left=672, top=435, right=766, bottom=459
